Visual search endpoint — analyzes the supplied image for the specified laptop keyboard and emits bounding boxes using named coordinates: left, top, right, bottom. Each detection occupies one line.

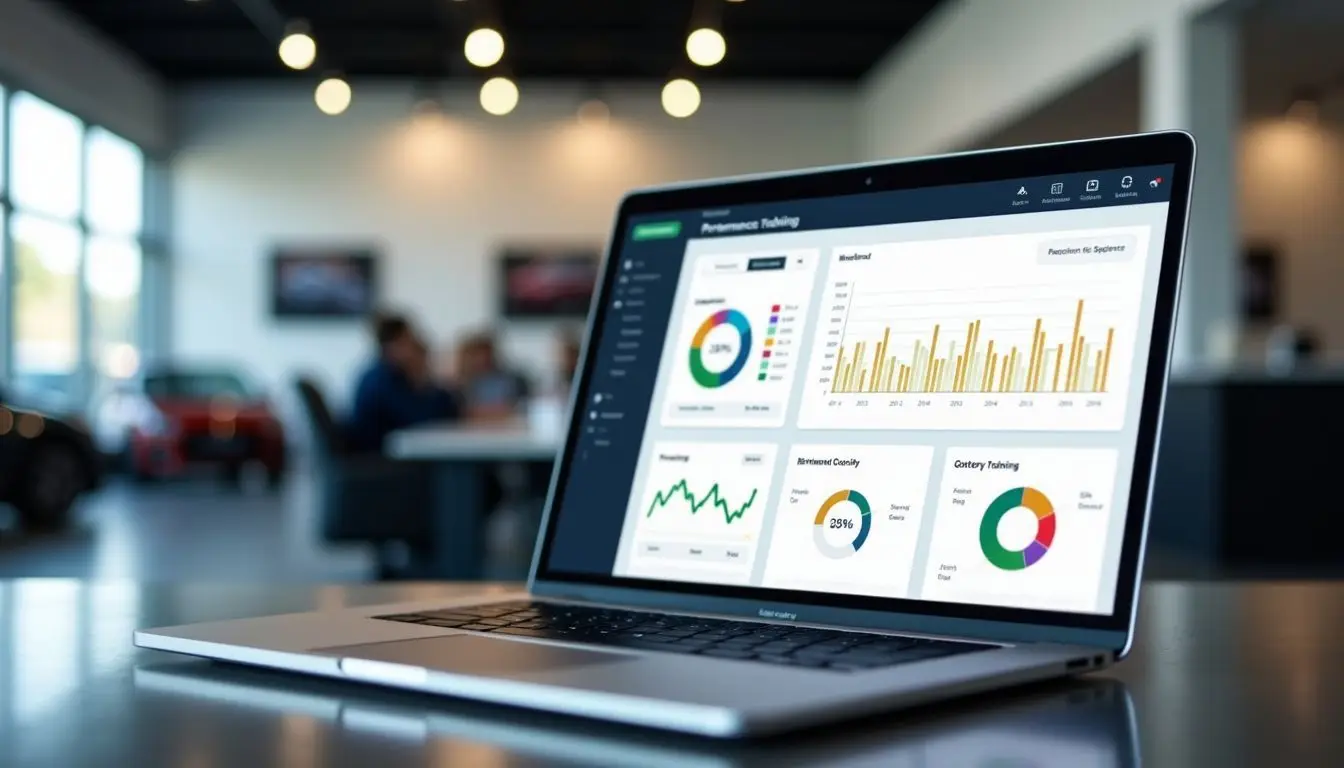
left=373, top=601, right=993, bottom=672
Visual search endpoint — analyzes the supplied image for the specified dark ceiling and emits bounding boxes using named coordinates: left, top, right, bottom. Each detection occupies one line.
left=50, top=0, right=944, bottom=82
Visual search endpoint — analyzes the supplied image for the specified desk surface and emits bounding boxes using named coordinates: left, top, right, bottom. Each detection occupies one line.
left=1, top=580, right=1340, bottom=767
left=386, top=421, right=561, bottom=460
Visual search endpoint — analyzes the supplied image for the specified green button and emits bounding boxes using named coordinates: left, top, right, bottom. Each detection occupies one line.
left=632, top=221, right=681, bottom=240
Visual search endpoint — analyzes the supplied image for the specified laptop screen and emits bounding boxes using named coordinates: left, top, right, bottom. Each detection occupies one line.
left=542, top=161, right=1176, bottom=619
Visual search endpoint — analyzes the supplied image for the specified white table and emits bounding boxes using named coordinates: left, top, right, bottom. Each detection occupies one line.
left=386, top=421, right=562, bottom=461
left=384, top=420, right=561, bottom=578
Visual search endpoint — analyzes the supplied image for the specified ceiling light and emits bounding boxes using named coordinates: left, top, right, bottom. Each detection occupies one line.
left=686, top=28, right=726, bottom=66
left=464, top=28, right=505, bottom=68
left=480, top=77, right=519, bottom=116
left=661, top=78, right=701, bottom=118
left=577, top=99, right=610, bottom=125
left=315, top=77, right=352, bottom=115
left=278, top=22, right=317, bottom=70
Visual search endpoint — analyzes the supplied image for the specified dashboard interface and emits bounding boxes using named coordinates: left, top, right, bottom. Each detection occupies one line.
left=546, top=165, right=1175, bottom=616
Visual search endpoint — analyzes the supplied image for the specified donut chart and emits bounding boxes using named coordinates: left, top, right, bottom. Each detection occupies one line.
left=689, top=309, right=753, bottom=388
left=979, top=486, right=1055, bottom=570
left=813, top=489, right=872, bottom=559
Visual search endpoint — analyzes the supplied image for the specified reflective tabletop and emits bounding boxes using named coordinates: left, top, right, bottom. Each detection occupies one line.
left=0, top=581, right=1340, bottom=766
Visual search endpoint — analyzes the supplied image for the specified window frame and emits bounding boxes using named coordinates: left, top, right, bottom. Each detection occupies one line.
left=0, top=72, right=160, bottom=409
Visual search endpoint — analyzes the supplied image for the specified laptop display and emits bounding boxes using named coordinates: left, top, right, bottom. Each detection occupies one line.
left=540, top=145, right=1183, bottom=625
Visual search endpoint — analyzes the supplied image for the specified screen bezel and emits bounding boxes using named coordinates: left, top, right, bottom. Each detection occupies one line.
left=531, top=132, right=1195, bottom=640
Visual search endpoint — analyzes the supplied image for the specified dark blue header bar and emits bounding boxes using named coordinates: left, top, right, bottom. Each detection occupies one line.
left=629, top=165, right=1174, bottom=242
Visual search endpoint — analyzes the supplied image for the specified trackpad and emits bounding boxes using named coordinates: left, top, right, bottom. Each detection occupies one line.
left=320, top=634, right=635, bottom=677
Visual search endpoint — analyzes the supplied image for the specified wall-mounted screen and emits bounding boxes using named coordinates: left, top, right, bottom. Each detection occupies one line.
left=499, top=246, right=600, bottom=319
left=270, top=247, right=377, bottom=318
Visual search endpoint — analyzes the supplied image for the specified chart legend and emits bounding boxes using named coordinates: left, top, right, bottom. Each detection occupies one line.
left=620, top=441, right=778, bottom=584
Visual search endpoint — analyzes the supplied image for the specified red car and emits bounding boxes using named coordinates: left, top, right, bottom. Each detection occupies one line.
left=122, top=368, right=287, bottom=485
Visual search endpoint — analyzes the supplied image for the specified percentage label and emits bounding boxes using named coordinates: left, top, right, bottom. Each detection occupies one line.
left=828, top=518, right=854, bottom=530
left=708, top=343, right=734, bottom=354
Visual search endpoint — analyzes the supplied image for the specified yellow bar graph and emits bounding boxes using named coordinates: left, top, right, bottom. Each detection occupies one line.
left=1025, top=319, right=1042, bottom=393
left=832, top=345, right=846, bottom=393
left=1100, top=328, right=1115, bottom=392
left=922, top=324, right=941, bottom=392
left=980, top=340, right=995, bottom=391
left=827, top=296, right=1117, bottom=396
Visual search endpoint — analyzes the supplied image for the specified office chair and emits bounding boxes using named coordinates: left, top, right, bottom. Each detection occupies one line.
left=292, top=376, right=434, bottom=579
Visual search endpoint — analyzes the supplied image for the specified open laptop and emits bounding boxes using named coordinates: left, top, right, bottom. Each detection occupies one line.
left=136, top=132, right=1195, bottom=738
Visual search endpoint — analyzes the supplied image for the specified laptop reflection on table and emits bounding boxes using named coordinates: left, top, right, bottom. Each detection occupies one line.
left=134, top=663, right=1139, bottom=768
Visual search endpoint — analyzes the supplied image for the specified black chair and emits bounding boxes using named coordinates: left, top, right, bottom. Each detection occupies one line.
left=293, top=377, right=434, bottom=578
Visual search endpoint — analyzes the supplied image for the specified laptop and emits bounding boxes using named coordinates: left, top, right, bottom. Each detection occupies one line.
left=136, top=132, right=1195, bottom=738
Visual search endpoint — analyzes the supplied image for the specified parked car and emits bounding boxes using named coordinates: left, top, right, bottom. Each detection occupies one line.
left=93, top=367, right=287, bottom=485
left=0, top=387, right=103, bottom=529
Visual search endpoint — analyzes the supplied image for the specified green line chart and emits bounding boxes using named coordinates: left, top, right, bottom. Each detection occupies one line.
left=645, top=479, right=758, bottom=524
left=624, top=442, right=778, bottom=579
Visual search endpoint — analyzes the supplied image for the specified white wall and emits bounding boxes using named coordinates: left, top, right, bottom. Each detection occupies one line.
left=171, top=82, right=858, bottom=403
left=0, top=0, right=169, bottom=152
left=859, top=0, right=1227, bottom=160
left=1240, top=112, right=1344, bottom=355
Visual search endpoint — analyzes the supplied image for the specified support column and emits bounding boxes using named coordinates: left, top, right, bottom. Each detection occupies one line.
left=1143, top=9, right=1241, bottom=370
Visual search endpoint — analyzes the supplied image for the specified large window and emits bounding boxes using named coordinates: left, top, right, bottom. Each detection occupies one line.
left=12, top=215, right=81, bottom=399
left=10, top=93, right=82, bottom=219
left=86, top=128, right=144, bottom=389
left=1, top=88, right=150, bottom=408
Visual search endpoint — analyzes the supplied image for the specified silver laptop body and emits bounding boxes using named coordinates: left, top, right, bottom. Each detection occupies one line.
left=137, top=132, right=1195, bottom=737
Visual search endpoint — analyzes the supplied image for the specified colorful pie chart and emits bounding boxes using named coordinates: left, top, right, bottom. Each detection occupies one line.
left=979, top=486, right=1055, bottom=570
left=813, top=489, right=872, bottom=559
left=688, top=309, right=752, bottom=388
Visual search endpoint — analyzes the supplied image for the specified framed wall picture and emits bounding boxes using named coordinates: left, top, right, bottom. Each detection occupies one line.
left=498, top=245, right=601, bottom=319
left=270, top=246, right=378, bottom=319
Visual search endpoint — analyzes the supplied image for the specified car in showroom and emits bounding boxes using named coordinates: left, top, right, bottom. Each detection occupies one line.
left=0, top=386, right=103, bottom=529
left=92, top=366, right=288, bottom=485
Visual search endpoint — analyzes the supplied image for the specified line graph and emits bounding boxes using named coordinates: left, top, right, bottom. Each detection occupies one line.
left=645, top=480, right=758, bottom=524
left=623, top=441, right=778, bottom=582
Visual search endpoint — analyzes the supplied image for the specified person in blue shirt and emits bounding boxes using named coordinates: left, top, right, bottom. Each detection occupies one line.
left=346, top=314, right=461, bottom=453
left=453, top=331, right=533, bottom=421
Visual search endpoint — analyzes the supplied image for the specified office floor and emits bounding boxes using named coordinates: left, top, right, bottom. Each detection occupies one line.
left=0, top=476, right=1330, bottom=582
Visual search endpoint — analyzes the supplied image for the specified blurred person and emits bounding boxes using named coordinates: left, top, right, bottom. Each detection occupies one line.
left=454, top=331, right=532, bottom=421
left=554, top=328, right=583, bottom=397
left=347, top=313, right=461, bottom=453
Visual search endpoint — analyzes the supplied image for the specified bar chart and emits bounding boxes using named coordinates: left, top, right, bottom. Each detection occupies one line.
left=797, top=227, right=1154, bottom=432
left=830, top=299, right=1117, bottom=396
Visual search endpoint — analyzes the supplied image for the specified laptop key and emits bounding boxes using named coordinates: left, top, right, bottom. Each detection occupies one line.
left=457, top=623, right=504, bottom=632
left=701, top=649, right=755, bottom=660
left=417, top=612, right=480, bottom=623
left=420, top=618, right=471, bottom=628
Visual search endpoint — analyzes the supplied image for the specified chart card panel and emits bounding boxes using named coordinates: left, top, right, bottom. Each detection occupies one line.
left=798, top=229, right=1151, bottom=432
left=660, top=249, right=818, bottom=428
left=760, top=444, right=934, bottom=599
left=621, top=441, right=778, bottom=584
left=920, top=448, right=1118, bottom=612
